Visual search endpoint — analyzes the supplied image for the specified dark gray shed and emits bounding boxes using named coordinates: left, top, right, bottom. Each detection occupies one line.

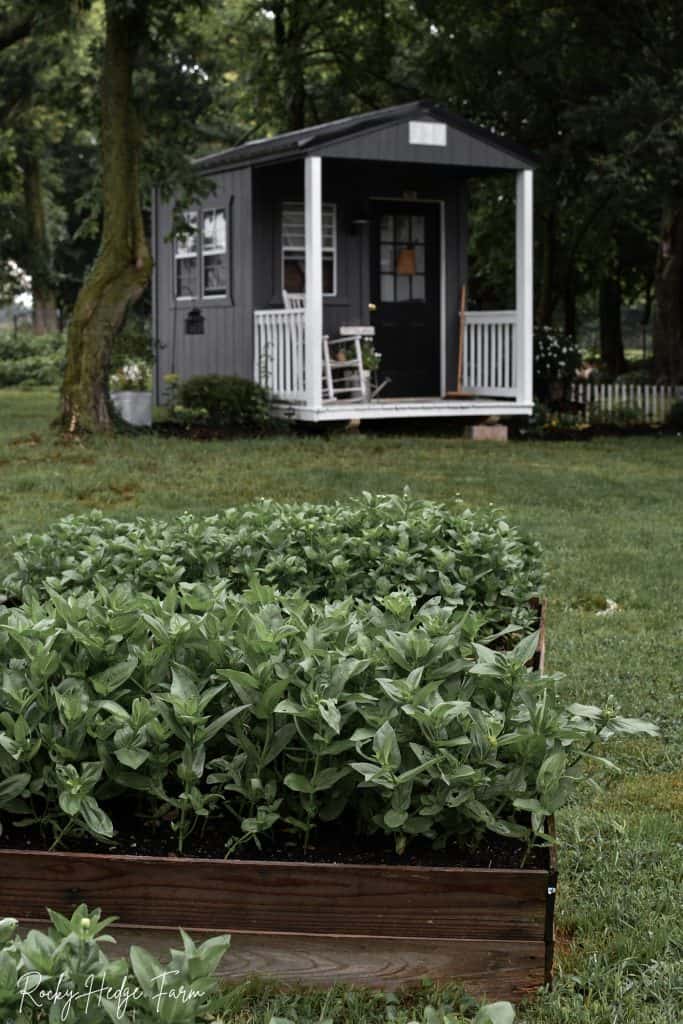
left=152, top=100, right=536, bottom=422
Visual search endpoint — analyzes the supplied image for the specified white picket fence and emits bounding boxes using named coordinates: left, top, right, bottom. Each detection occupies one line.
left=570, top=381, right=682, bottom=423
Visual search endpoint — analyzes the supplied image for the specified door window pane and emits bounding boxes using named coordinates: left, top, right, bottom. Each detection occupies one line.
left=412, top=274, right=425, bottom=300
left=380, top=274, right=395, bottom=302
left=380, top=215, right=393, bottom=241
left=396, top=275, right=410, bottom=301
left=396, top=215, right=410, bottom=242
left=380, top=244, right=394, bottom=272
left=411, top=216, right=425, bottom=243
left=415, top=245, right=425, bottom=273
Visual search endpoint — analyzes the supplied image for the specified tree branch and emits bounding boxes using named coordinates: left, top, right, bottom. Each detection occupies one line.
left=0, top=10, right=36, bottom=52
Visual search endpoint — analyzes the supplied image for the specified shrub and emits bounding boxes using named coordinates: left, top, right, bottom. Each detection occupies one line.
left=0, top=584, right=657, bottom=857
left=667, top=398, right=683, bottom=430
left=177, top=374, right=270, bottom=429
left=533, top=326, right=582, bottom=404
left=0, top=904, right=230, bottom=1023
left=0, top=329, right=65, bottom=387
left=3, top=493, right=544, bottom=632
left=589, top=402, right=644, bottom=427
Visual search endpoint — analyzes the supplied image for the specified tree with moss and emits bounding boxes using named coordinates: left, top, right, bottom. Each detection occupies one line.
left=60, top=0, right=227, bottom=432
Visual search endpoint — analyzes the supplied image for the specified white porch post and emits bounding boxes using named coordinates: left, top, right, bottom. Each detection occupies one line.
left=304, top=155, right=323, bottom=409
left=515, top=169, right=534, bottom=405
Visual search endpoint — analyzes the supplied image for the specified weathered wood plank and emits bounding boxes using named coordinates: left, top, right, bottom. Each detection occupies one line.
left=0, top=850, right=547, bottom=941
left=30, top=923, right=540, bottom=1000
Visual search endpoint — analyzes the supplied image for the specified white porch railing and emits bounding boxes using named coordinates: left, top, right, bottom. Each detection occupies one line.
left=462, top=311, right=517, bottom=397
left=254, top=308, right=306, bottom=402
left=570, top=381, right=682, bottom=423
left=255, top=306, right=524, bottom=405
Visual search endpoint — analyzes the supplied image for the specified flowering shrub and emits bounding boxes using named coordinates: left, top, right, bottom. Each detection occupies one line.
left=533, top=326, right=582, bottom=404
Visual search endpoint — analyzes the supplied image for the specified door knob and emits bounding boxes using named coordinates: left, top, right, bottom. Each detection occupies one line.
left=368, top=302, right=377, bottom=312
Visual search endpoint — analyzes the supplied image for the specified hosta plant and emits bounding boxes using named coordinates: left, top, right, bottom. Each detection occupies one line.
left=0, top=583, right=657, bottom=857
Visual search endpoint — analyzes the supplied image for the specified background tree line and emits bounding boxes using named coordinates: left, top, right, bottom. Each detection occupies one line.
left=1, top=0, right=682, bottom=429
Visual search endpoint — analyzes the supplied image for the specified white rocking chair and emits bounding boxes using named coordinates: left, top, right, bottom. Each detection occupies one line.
left=282, top=290, right=305, bottom=309
left=282, top=291, right=367, bottom=401
left=323, top=334, right=366, bottom=401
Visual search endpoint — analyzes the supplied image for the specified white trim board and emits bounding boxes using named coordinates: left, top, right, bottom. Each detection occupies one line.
left=271, top=398, right=532, bottom=423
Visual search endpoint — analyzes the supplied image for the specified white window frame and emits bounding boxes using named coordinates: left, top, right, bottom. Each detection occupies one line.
left=201, top=207, right=228, bottom=299
left=174, top=206, right=228, bottom=301
left=281, top=202, right=337, bottom=297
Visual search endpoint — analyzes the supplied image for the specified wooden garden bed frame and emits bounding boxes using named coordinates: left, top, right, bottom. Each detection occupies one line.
left=0, top=603, right=552, bottom=1001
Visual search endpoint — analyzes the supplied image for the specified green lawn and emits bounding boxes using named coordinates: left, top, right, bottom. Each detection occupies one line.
left=1, top=388, right=681, bottom=1023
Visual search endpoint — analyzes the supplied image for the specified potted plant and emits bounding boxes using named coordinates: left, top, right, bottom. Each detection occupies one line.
left=110, top=362, right=152, bottom=426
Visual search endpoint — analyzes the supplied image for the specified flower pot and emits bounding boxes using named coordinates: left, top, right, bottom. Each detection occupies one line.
left=111, top=390, right=152, bottom=427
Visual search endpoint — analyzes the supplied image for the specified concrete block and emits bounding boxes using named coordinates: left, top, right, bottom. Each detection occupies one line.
left=466, top=423, right=509, bottom=442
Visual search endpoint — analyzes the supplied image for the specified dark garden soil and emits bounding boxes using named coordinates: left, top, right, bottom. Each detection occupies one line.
left=0, top=806, right=548, bottom=870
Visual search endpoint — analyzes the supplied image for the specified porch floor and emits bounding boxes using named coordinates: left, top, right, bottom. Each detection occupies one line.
left=273, top=396, right=533, bottom=423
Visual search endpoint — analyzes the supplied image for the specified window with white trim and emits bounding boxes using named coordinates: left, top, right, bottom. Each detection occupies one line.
left=281, top=202, right=336, bottom=296
left=174, top=207, right=228, bottom=299
left=202, top=208, right=227, bottom=296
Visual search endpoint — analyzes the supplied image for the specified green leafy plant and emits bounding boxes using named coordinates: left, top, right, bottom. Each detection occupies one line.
left=177, top=374, right=271, bottom=429
left=589, top=402, right=645, bottom=427
left=0, top=330, right=65, bottom=388
left=666, top=398, right=683, bottom=430
left=0, top=904, right=230, bottom=1023
left=0, top=584, right=657, bottom=856
left=3, top=493, right=544, bottom=636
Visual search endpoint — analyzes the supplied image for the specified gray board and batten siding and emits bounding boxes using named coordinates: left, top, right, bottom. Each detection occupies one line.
left=152, top=101, right=535, bottom=400
left=153, top=166, right=253, bottom=397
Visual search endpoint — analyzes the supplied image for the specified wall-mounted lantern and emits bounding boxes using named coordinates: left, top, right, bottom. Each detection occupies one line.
left=185, top=307, right=205, bottom=335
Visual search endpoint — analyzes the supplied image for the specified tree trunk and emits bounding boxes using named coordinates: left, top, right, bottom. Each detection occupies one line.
left=563, top=258, right=577, bottom=339
left=273, top=0, right=307, bottom=131
left=599, top=273, right=626, bottom=377
left=536, top=209, right=557, bottom=326
left=21, top=150, right=58, bottom=334
left=652, top=195, right=683, bottom=383
left=60, top=1, right=152, bottom=432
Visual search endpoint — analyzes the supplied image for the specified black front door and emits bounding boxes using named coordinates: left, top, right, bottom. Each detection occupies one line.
left=369, top=202, right=440, bottom=397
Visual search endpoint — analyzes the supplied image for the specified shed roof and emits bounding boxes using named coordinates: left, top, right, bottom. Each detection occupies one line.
left=195, top=101, right=536, bottom=173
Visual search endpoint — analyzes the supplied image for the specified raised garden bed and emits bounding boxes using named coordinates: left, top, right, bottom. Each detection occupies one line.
left=0, top=837, right=557, bottom=1000
left=0, top=602, right=552, bottom=1001
left=0, top=500, right=656, bottom=1002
